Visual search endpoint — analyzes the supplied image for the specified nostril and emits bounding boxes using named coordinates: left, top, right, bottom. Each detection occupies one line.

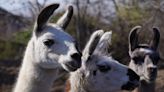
left=148, top=67, right=157, bottom=73
left=71, top=53, right=81, bottom=62
left=127, top=69, right=140, bottom=81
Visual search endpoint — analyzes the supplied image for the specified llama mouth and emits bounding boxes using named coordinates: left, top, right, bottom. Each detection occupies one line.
left=140, top=75, right=156, bottom=83
left=141, top=77, right=155, bottom=83
left=149, top=77, right=156, bottom=82
left=121, top=80, right=139, bottom=91
left=149, top=73, right=157, bottom=82
left=64, top=62, right=80, bottom=72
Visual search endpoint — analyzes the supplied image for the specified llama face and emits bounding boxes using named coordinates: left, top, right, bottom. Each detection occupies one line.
left=129, top=26, right=160, bottom=82
left=129, top=46, right=160, bottom=82
left=75, top=30, right=139, bottom=92
left=80, top=55, right=139, bottom=92
left=33, top=4, right=81, bottom=71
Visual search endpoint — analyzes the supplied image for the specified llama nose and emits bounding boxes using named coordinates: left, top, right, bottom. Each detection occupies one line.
left=71, top=53, right=81, bottom=62
left=147, top=67, right=157, bottom=81
left=127, top=69, right=140, bottom=81
left=121, top=69, right=140, bottom=91
left=148, top=67, right=157, bottom=73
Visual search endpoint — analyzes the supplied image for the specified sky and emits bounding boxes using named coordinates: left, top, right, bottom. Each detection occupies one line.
left=0, top=0, right=116, bottom=23
left=0, top=0, right=69, bottom=18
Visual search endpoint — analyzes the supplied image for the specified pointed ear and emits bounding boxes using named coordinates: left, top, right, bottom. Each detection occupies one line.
left=56, top=5, right=73, bottom=29
left=129, top=26, right=141, bottom=53
left=36, top=4, right=59, bottom=33
left=83, top=30, right=104, bottom=57
left=150, top=27, right=160, bottom=50
left=94, top=31, right=112, bottom=55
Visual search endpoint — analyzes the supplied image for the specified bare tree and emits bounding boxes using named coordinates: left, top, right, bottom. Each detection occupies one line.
left=71, top=0, right=114, bottom=48
left=27, top=0, right=46, bottom=21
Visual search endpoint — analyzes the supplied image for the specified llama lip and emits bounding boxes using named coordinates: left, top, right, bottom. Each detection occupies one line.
left=149, top=73, right=157, bottom=81
left=65, top=61, right=81, bottom=71
left=141, top=74, right=156, bottom=82
left=121, top=81, right=139, bottom=91
left=149, top=77, right=156, bottom=82
left=144, top=77, right=155, bottom=83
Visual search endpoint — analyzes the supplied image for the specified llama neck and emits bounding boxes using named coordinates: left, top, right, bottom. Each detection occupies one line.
left=133, top=81, right=155, bottom=92
left=68, top=70, right=89, bottom=92
left=13, top=39, right=61, bottom=92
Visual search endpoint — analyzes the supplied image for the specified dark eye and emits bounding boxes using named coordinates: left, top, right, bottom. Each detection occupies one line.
left=97, top=64, right=111, bottom=72
left=43, top=39, right=54, bottom=47
left=133, top=57, right=145, bottom=61
left=132, top=57, right=144, bottom=64
left=133, top=57, right=141, bottom=61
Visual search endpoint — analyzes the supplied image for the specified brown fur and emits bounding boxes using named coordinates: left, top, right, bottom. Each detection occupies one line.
left=65, top=80, right=71, bottom=92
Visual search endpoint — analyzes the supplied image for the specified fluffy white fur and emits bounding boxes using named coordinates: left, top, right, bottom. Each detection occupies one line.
left=13, top=39, right=61, bottom=92
left=13, top=4, right=81, bottom=92
left=68, top=30, right=139, bottom=92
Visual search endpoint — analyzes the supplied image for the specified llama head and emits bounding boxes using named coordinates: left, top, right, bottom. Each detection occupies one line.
left=76, top=30, right=139, bottom=92
left=32, top=4, right=81, bottom=71
left=129, top=26, right=160, bottom=82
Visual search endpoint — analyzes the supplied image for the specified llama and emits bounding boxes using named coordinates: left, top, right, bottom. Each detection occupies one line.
left=66, top=30, right=140, bottom=92
left=128, top=26, right=160, bottom=92
left=13, top=4, right=82, bottom=92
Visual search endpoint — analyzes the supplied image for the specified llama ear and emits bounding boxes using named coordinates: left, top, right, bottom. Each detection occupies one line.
left=150, top=27, right=160, bottom=50
left=56, top=5, right=73, bottom=30
left=83, top=30, right=104, bottom=57
left=95, top=31, right=112, bottom=55
left=129, top=26, right=141, bottom=52
left=36, top=4, right=59, bottom=33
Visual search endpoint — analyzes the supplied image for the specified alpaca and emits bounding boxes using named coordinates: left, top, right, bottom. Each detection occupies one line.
left=13, top=4, right=82, bottom=92
left=66, top=30, right=140, bottom=92
left=128, top=26, right=160, bottom=92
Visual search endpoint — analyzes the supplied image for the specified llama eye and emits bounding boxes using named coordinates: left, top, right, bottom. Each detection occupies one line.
left=133, top=57, right=139, bottom=61
left=93, top=70, right=97, bottom=76
left=132, top=57, right=144, bottom=64
left=43, top=39, right=54, bottom=47
left=97, top=64, right=111, bottom=72
left=133, top=57, right=143, bottom=61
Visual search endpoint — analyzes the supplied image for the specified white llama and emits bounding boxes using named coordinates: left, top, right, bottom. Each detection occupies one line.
left=128, top=26, right=160, bottom=92
left=66, top=30, right=140, bottom=92
left=13, top=4, right=82, bottom=92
